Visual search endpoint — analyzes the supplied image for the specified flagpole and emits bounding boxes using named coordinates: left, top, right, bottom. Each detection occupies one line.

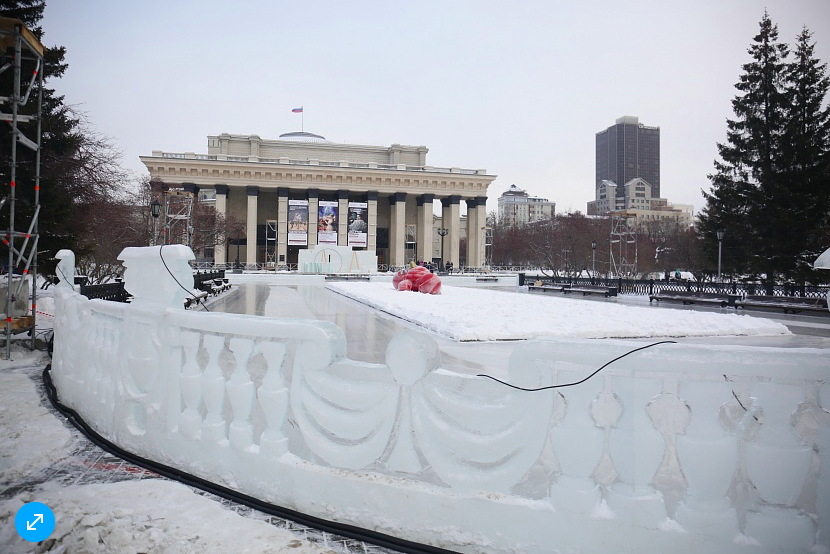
left=302, top=109, right=304, bottom=132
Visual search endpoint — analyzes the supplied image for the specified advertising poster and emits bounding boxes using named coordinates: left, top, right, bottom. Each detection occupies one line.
left=318, top=200, right=338, bottom=245
left=347, top=201, right=368, bottom=248
left=287, top=199, right=309, bottom=246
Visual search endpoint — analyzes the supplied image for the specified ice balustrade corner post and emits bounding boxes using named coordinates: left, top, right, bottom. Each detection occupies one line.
left=118, top=245, right=195, bottom=310
left=51, top=249, right=79, bottom=398
left=54, top=249, right=76, bottom=291
left=112, top=245, right=195, bottom=439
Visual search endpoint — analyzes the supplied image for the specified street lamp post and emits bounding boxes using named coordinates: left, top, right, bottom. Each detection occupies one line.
left=717, top=229, right=725, bottom=284
left=150, top=200, right=161, bottom=246
left=438, top=228, right=449, bottom=272
left=591, top=240, right=597, bottom=284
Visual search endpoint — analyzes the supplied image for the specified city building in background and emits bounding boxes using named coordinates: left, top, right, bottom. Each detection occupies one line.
left=596, top=115, right=660, bottom=199
left=141, top=132, right=496, bottom=269
left=497, top=184, right=556, bottom=226
left=587, top=178, right=693, bottom=227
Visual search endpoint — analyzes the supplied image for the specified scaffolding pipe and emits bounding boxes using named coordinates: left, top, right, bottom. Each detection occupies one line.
left=31, top=56, right=41, bottom=349
left=5, top=30, right=21, bottom=358
left=20, top=58, right=39, bottom=106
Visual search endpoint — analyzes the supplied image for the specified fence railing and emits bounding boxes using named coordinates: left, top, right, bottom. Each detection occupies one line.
left=521, top=274, right=830, bottom=299
left=79, top=270, right=228, bottom=303
left=79, top=281, right=129, bottom=303
left=50, top=246, right=830, bottom=553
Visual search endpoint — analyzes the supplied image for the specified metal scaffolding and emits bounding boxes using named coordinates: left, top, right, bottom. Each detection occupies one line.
left=1, top=17, right=43, bottom=358
left=161, top=188, right=194, bottom=247
left=609, top=210, right=638, bottom=278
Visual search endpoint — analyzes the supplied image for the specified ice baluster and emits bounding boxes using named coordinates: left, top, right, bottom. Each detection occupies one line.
left=256, top=340, right=288, bottom=458
left=178, top=330, right=203, bottom=439
left=744, top=382, right=814, bottom=550
left=549, top=370, right=606, bottom=515
left=606, top=375, right=666, bottom=528
left=227, top=337, right=255, bottom=452
left=675, top=380, right=739, bottom=537
left=816, top=382, right=830, bottom=554
left=201, top=334, right=227, bottom=443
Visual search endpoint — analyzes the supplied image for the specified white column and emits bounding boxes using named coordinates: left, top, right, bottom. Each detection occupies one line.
left=214, top=184, right=228, bottom=265
left=466, top=198, right=478, bottom=268
left=417, top=194, right=434, bottom=263
left=245, top=186, right=258, bottom=267
left=448, top=195, right=461, bottom=268
left=389, top=193, right=406, bottom=267
left=441, top=198, right=451, bottom=269
left=337, top=190, right=349, bottom=246
left=308, top=190, right=319, bottom=247
left=477, top=197, right=488, bottom=267
left=367, top=191, right=378, bottom=252
left=277, top=188, right=288, bottom=265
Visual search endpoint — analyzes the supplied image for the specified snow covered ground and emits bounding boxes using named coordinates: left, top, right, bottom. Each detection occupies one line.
left=326, top=282, right=790, bottom=341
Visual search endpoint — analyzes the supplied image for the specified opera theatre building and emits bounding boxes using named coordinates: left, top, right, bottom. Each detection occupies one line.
left=140, top=132, right=496, bottom=269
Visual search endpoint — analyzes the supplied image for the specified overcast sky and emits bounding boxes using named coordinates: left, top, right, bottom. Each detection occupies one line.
left=44, top=0, right=830, bottom=215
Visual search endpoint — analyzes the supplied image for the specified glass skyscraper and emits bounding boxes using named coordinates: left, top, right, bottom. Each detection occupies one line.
left=595, top=116, right=660, bottom=199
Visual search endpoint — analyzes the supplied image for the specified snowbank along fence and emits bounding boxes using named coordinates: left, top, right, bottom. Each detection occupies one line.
left=51, top=246, right=830, bottom=553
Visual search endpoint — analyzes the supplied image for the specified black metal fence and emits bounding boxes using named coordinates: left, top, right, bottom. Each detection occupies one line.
left=79, top=270, right=227, bottom=303
left=80, top=281, right=130, bottom=303
left=519, top=274, right=830, bottom=299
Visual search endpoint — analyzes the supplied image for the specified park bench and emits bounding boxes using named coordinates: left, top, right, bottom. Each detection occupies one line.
left=735, top=295, right=829, bottom=315
left=649, top=290, right=739, bottom=308
left=476, top=276, right=499, bottom=282
left=184, top=289, right=209, bottom=309
left=527, top=284, right=568, bottom=294
left=561, top=284, right=617, bottom=297
left=211, top=278, right=231, bottom=295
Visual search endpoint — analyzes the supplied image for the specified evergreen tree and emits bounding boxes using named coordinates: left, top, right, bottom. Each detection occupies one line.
left=781, top=27, right=830, bottom=277
left=0, top=0, right=122, bottom=274
left=699, top=12, right=827, bottom=280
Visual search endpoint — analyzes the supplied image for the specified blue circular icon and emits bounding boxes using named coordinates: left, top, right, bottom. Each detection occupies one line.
left=15, top=502, right=55, bottom=542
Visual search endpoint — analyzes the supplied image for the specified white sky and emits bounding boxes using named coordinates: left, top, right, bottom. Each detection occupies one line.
left=43, top=0, right=830, bottom=215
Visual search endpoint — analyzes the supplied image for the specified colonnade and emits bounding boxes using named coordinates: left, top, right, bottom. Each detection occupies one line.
left=192, top=183, right=487, bottom=269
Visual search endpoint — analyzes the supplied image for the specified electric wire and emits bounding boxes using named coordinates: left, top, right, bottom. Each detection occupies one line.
left=41, top=364, right=455, bottom=554
left=476, top=340, right=677, bottom=391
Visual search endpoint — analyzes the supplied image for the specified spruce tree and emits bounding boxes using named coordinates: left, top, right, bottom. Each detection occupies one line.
left=1, top=0, right=121, bottom=272
left=699, top=11, right=791, bottom=280
left=781, top=27, right=830, bottom=278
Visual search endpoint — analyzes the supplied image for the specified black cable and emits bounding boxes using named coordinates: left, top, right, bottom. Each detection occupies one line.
left=41, top=365, right=455, bottom=554
left=476, top=340, right=677, bottom=391
left=158, top=244, right=210, bottom=312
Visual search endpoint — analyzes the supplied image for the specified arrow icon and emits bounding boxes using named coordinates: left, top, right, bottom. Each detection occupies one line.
left=26, top=514, right=43, bottom=531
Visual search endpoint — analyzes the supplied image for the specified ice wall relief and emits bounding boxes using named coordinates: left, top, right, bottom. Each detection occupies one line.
left=50, top=247, right=830, bottom=553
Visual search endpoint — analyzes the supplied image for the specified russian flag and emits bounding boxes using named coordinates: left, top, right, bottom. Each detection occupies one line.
left=292, top=107, right=303, bottom=113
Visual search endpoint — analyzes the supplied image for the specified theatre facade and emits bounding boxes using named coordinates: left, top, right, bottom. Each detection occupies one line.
left=140, top=132, right=496, bottom=269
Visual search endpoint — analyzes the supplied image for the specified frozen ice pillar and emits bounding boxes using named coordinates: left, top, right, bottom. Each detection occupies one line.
left=118, top=245, right=195, bottom=309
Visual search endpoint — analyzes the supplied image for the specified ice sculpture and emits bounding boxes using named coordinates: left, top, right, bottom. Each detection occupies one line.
left=49, top=246, right=830, bottom=553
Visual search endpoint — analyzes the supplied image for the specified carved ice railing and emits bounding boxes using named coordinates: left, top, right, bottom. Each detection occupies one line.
left=51, top=248, right=830, bottom=553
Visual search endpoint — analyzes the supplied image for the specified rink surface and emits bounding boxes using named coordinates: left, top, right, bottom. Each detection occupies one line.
left=210, top=283, right=830, bottom=377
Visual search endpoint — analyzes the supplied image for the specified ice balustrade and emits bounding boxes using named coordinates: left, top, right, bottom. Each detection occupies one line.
left=50, top=247, right=830, bottom=553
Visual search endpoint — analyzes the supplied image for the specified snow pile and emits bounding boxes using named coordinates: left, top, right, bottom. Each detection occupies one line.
left=0, top=481, right=333, bottom=553
left=326, top=282, right=790, bottom=341
left=0, top=359, right=73, bottom=484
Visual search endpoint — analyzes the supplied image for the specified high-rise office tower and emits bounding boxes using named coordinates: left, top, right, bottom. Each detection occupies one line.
left=595, top=116, right=660, bottom=199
